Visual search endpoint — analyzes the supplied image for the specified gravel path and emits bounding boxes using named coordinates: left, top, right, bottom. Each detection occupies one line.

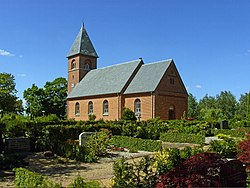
left=0, top=151, right=153, bottom=188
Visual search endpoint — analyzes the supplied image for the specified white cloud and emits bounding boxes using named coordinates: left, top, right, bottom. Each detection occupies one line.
left=19, top=55, right=23, bottom=58
left=195, top=85, right=202, bottom=89
left=16, top=73, right=26, bottom=77
left=0, top=49, right=15, bottom=56
left=247, top=49, right=250, bottom=53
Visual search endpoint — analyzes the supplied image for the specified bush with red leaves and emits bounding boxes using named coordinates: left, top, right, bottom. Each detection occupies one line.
left=155, top=152, right=246, bottom=188
left=237, top=137, right=250, bottom=171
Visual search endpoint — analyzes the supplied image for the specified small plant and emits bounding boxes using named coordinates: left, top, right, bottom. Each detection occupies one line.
left=87, top=130, right=110, bottom=157
left=14, top=168, right=61, bottom=188
left=68, top=176, right=101, bottom=188
left=208, top=138, right=237, bottom=158
left=121, top=107, right=137, bottom=121
left=88, top=114, right=96, bottom=121
left=112, top=156, right=157, bottom=188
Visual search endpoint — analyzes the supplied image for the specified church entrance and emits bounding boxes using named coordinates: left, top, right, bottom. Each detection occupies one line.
left=168, top=105, right=175, bottom=120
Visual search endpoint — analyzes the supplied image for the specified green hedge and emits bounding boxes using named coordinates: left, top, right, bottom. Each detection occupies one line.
left=213, top=128, right=250, bottom=138
left=14, top=168, right=61, bottom=188
left=14, top=168, right=102, bottom=188
left=110, top=136, right=162, bottom=152
left=160, top=133, right=205, bottom=144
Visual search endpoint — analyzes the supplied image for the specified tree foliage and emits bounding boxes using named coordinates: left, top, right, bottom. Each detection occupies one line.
left=189, top=91, right=246, bottom=120
left=0, top=73, right=22, bottom=114
left=23, top=77, right=67, bottom=118
left=188, top=93, right=199, bottom=118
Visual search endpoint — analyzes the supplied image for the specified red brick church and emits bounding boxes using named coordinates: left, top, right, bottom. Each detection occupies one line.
left=67, top=23, right=188, bottom=121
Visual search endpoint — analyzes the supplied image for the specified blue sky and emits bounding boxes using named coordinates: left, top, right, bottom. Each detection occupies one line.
left=0, top=0, right=249, bottom=101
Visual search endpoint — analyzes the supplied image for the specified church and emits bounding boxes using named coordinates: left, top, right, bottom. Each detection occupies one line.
left=67, top=23, right=188, bottom=121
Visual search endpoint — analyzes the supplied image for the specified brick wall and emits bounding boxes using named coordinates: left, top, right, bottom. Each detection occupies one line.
left=67, top=55, right=97, bottom=94
left=67, top=94, right=119, bottom=121
left=154, top=61, right=188, bottom=120
left=124, top=93, right=153, bottom=120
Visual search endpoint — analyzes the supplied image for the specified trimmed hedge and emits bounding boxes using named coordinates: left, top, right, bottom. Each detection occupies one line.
left=14, top=168, right=61, bottom=188
left=160, top=133, right=205, bottom=144
left=110, top=136, right=162, bottom=152
left=213, top=128, right=250, bottom=138
left=14, top=168, right=102, bottom=188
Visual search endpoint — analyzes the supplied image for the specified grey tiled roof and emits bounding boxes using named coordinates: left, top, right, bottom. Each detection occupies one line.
left=124, top=60, right=172, bottom=94
left=67, top=59, right=142, bottom=98
left=67, top=23, right=98, bottom=58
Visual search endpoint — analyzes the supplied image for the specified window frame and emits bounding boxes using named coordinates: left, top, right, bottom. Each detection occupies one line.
left=88, top=101, right=93, bottom=115
left=103, top=100, right=109, bottom=115
left=75, top=102, right=80, bottom=116
left=134, top=99, right=141, bottom=115
left=71, top=60, right=76, bottom=70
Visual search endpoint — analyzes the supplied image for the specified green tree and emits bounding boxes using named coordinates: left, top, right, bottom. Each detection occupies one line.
left=188, top=93, right=199, bottom=119
left=44, top=77, right=67, bottom=118
left=216, top=91, right=237, bottom=119
left=198, top=94, right=217, bottom=119
left=23, top=77, right=67, bottom=119
left=0, top=73, right=20, bottom=114
left=23, top=84, right=45, bottom=118
left=236, top=92, right=250, bottom=118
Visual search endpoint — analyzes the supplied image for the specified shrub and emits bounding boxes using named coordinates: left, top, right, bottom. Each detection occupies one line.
left=68, top=176, right=101, bottom=188
left=155, top=153, right=246, bottom=188
left=110, top=136, right=162, bottom=152
left=87, top=130, right=111, bottom=157
left=208, top=138, right=237, bottom=158
left=121, top=107, right=137, bottom=121
left=88, top=114, right=96, bottom=121
left=213, top=128, right=250, bottom=138
left=112, top=156, right=157, bottom=188
left=0, top=153, right=28, bottom=170
left=14, top=168, right=61, bottom=188
left=237, top=136, right=250, bottom=171
left=160, top=132, right=205, bottom=144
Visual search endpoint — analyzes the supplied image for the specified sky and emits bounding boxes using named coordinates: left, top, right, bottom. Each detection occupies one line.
left=0, top=0, right=250, bottom=102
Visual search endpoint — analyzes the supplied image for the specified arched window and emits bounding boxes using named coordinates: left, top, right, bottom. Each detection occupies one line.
left=75, top=102, right=80, bottom=116
left=84, top=63, right=90, bottom=70
left=71, top=60, right=76, bottom=70
left=88, top=101, right=93, bottom=114
left=134, top=99, right=141, bottom=115
left=103, top=100, right=109, bottom=115
left=84, top=59, right=91, bottom=70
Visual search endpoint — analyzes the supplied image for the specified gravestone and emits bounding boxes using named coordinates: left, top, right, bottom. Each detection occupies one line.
left=4, top=137, right=30, bottom=152
left=204, top=136, right=222, bottom=144
left=220, top=120, right=229, bottom=129
left=79, top=132, right=95, bottom=146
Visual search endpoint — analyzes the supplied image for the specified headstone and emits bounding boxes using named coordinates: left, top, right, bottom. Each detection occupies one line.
left=4, top=137, right=30, bottom=152
left=220, top=120, right=229, bottom=129
left=204, top=136, right=222, bottom=144
left=79, top=132, right=95, bottom=146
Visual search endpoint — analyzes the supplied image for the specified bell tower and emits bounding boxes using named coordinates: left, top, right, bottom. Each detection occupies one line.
left=67, top=22, right=98, bottom=94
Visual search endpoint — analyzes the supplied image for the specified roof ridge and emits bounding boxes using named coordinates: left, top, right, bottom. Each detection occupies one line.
left=143, top=59, right=173, bottom=66
left=92, top=59, right=142, bottom=71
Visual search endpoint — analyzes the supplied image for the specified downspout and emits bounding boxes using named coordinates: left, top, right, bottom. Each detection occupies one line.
left=151, top=92, right=154, bottom=118
left=117, top=93, right=120, bottom=120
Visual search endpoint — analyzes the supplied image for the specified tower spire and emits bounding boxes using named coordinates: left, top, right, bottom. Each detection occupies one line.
left=67, top=22, right=98, bottom=58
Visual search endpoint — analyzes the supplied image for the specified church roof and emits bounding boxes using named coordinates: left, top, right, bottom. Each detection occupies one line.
left=67, top=59, right=143, bottom=98
left=124, top=59, right=172, bottom=94
left=67, top=23, right=98, bottom=58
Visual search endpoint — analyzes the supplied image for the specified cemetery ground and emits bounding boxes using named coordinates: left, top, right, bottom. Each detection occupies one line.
left=0, top=142, right=197, bottom=188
